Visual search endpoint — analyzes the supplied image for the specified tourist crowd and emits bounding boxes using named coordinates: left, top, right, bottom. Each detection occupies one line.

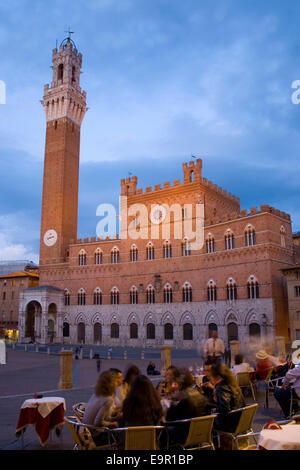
left=81, top=339, right=300, bottom=447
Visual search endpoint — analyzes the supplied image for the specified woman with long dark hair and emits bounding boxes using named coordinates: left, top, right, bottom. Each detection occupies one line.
left=210, top=363, right=245, bottom=432
left=122, top=375, right=163, bottom=426
left=116, top=364, right=140, bottom=405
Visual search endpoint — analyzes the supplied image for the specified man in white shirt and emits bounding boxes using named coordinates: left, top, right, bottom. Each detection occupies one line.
left=274, top=364, right=300, bottom=418
left=204, top=331, right=225, bottom=363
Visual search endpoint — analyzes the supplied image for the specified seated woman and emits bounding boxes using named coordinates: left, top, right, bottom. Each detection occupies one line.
left=166, top=369, right=209, bottom=445
left=115, top=364, right=140, bottom=406
left=83, top=370, right=119, bottom=445
left=122, top=375, right=163, bottom=426
left=210, top=363, right=245, bottom=433
left=231, top=354, right=254, bottom=377
left=255, top=350, right=272, bottom=380
left=157, top=365, right=180, bottom=398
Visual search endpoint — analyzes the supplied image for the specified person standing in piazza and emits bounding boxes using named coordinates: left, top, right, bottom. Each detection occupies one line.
left=204, top=331, right=225, bottom=364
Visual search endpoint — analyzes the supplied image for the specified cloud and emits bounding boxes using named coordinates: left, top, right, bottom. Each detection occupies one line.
left=0, top=0, right=300, bottom=262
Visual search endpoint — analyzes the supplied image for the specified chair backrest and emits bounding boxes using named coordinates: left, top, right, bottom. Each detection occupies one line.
left=184, top=415, right=216, bottom=448
left=265, top=367, right=273, bottom=382
left=64, top=417, right=96, bottom=450
left=72, top=403, right=86, bottom=421
left=237, top=372, right=251, bottom=387
left=232, top=404, right=258, bottom=437
left=125, top=426, right=160, bottom=450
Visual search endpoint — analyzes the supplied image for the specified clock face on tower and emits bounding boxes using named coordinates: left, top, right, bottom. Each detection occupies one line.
left=150, top=205, right=167, bottom=225
left=43, top=229, right=58, bottom=247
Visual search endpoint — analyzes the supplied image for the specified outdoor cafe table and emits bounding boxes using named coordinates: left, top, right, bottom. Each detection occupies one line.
left=16, top=397, right=66, bottom=446
left=258, top=424, right=300, bottom=450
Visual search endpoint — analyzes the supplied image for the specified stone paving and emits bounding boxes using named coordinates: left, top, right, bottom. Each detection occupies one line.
left=0, top=350, right=286, bottom=450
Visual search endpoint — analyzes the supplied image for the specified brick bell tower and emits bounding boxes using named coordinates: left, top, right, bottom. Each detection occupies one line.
left=40, top=36, right=87, bottom=266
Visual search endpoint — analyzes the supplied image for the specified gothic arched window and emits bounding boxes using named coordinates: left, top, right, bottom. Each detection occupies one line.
left=146, top=242, right=155, bottom=260
left=182, top=240, right=191, bottom=257
left=130, top=286, right=138, bottom=305
left=182, top=282, right=192, bottom=302
left=130, top=245, right=138, bottom=262
left=111, top=287, right=119, bottom=305
left=247, top=276, right=259, bottom=299
left=164, top=284, right=173, bottom=303
left=93, top=288, right=102, bottom=305
left=225, top=230, right=235, bottom=250
left=78, top=250, right=87, bottom=266
left=77, top=289, right=86, bottom=306
left=94, top=249, right=103, bottom=265
left=227, top=278, right=237, bottom=301
left=207, top=280, right=217, bottom=302
left=163, top=241, right=172, bottom=259
left=111, top=247, right=120, bottom=264
left=146, top=285, right=155, bottom=304
left=245, top=225, right=256, bottom=246
left=206, top=234, right=216, bottom=253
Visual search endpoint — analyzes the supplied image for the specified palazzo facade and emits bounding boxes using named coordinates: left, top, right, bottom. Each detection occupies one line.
left=18, top=39, right=297, bottom=349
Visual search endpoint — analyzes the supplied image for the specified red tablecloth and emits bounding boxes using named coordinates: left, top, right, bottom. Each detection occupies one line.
left=16, top=401, right=65, bottom=446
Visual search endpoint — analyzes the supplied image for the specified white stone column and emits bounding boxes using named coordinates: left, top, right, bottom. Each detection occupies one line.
left=56, top=314, right=63, bottom=343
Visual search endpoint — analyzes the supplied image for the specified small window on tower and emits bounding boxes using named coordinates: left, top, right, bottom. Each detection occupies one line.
left=58, top=63, right=64, bottom=81
left=54, top=120, right=58, bottom=130
left=72, top=66, right=76, bottom=83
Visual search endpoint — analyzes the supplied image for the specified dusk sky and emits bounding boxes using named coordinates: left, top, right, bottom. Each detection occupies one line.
left=0, top=0, right=300, bottom=263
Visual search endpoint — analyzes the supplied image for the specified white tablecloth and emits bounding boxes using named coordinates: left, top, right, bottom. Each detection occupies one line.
left=20, top=397, right=66, bottom=418
left=258, top=425, right=300, bottom=450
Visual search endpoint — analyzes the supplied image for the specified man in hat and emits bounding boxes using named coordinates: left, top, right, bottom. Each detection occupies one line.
left=255, top=350, right=272, bottom=380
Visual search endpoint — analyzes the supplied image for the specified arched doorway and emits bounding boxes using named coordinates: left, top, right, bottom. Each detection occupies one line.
left=94, top=323, right=102, bottom=344
left=147, top=323, right=155, bottom=339
left=63, top=322, right=70, bottom=337
left=164, top=323, right=173, bottom=340
left=130, top=323, right=138, bottom=339
left=227, top=322, right=238, bottom=343
left=77, top=322, right=85, bottom=343
left=111, top=323, right=119, bottom=339
left=249, top=323, right=261, bottom=339
left=25, top=301, right=42, bottom=341
left=208, top=323, right=218, bottom=338
left=183, top=323, right=193, bottom=340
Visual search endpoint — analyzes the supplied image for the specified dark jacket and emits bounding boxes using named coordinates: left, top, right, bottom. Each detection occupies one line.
left=213, top=381, right=245, bottom=432
left=166, top=388, right=209, bottom=445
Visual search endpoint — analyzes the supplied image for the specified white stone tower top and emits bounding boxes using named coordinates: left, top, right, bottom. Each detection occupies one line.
left=41, top=37, right=87, bottom=126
